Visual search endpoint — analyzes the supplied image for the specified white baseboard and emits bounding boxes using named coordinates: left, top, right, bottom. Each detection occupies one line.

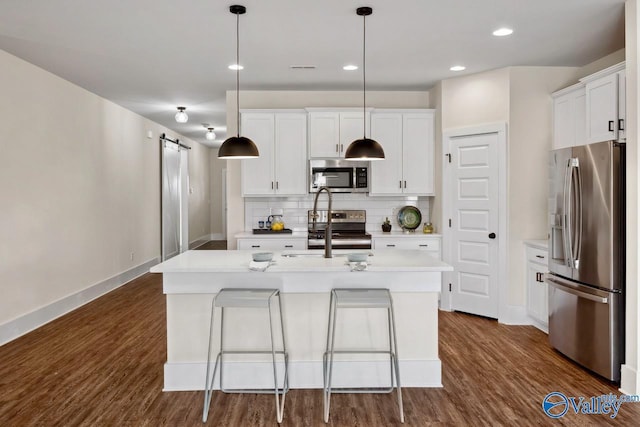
left=620, top=364, right=639, bottom=395
left=209, top=233, right=224, bottom=241
left=499, top=305, right=530, bottom=325
left=0, top=257, right=160, bottom=346
left=189, top=233, right=226, bottom=249
left=164, top=359, right=442, bottom=391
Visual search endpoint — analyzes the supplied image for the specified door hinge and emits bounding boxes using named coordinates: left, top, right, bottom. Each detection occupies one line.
left=446, top=153, right=451, bottom=163
left=448, top=219, right=452, bottom=227
left=449, top=283, right=452, bottom=292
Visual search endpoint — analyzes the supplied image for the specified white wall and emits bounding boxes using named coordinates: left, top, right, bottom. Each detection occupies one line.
left=0, top=49, right=211, bottom=331
left=622, top=0, right=640, bottom=395
left=224, top=90, right=430, bottom=248
left=209, top=152, right=226, bottom=237
left=188, top=141, right=212, bottom=245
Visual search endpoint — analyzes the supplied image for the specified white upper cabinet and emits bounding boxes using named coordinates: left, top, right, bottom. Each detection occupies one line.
left=241, top=111, right=307, bottom=197
left=308, top=109, right=370, bottom=158
left=582, top=62, right=625, bottom=144
left=552, top=84, right=586, bottom=149
left=553, top=62, right=625, bottom=148
left=370, top=110, right=435, bottom=196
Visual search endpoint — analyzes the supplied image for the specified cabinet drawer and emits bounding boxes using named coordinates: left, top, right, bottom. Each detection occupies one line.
left=526, top=246, right=548, bottom=266
left=373, top=237, right=440, bottom=251
left=238, top=239, right=306, bottom=251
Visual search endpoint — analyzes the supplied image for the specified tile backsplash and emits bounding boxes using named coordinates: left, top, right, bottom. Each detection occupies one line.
left=245, top=194, right=431, bottom=232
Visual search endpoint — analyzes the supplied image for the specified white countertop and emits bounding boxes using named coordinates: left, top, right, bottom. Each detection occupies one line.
left=524, top=239, right=549, bottom=250
left=235, top=231, right=308, bottom=239
left=370, top=231, right=442, bottom=238
left=151, top=249, right=453, bottom=274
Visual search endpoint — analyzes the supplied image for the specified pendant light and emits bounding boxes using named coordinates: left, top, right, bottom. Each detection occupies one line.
left=218, top=5, right=259, bottom=159
left=344, top=7, right=385, bottom=160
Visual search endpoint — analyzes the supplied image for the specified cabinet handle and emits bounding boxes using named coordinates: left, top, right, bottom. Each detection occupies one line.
left=336, top=144, right=339, bottom=153
left=340, top=144, right=344, bottom=152
left=386, top=244, right=396, bottom=248
left=271, top=182, right=274, bottom=190
left=399, top=181, right=402, bottom=189
left=608, top=120, right=615, bottom=132
left=419, top=244, right=429, bottom=247
left=535, top=255, right=545, bottom=259
left=404, top=180, right=407, bottom=188
left=284, top=245, right=293, bottom=248
left=619, top=119, right=625, bottom=131
left=276, top=181, right=279, bottom=190
left=252, top=245, right=261, bottom=248
left=535, top=272, right=541, bottom=282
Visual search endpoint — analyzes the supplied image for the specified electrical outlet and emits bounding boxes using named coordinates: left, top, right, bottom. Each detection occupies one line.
left=130, top=252, right=134, bottom=261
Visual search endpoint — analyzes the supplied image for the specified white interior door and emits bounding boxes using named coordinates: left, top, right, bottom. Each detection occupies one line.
left=447, top=131, right=500, bottom=318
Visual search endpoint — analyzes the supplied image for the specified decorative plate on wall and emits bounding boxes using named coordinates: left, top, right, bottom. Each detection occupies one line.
left=397, top=206, right=422, bottom=230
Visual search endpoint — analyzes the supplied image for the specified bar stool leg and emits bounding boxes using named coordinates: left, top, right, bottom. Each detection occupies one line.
left=268, top=295, right=286, bottom=423
left=203, top=297, right=221, bottom=423
left=389, top=296, right=405, bottom=423
left=324, top=290, right=339, bottom=423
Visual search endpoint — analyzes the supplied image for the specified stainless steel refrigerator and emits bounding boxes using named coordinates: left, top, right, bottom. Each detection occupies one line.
left=545, top=140, right=625, bottom=382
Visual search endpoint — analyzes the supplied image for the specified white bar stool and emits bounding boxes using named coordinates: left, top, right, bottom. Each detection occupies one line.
left=202, top=288, right=288, bottom=424
left=323, top=288, right=404, bottom=423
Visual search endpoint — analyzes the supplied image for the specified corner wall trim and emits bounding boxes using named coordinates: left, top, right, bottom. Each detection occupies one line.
left=0, top=257, right=160, bottom=346
left=620, top=364, right=639, bottom=395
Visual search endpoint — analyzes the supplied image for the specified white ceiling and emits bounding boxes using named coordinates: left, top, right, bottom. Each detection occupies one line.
left=0, top=0, right=625, bottom=146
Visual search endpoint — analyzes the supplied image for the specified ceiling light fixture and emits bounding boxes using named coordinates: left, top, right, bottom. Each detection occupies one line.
left=345, top=7, right=384, bottom=161
left=218, top=5, right=259, bottom=159
left=205, top=127, right=216, bottom=141
left=343, top=65, right=358, bottom=71
left=493, top=28, right=513, bottom=37
left=175, top=106, right=188, bottom=123
left=228, top=64, right=244, bottom=70
left=450, top=65, right=466, bottom=71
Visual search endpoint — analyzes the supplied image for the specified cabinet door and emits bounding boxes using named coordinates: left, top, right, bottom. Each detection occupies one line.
left=573, top=88, right=587, bottom=147
left=370, top=113, right=403, bottom=195
left=241, top=114, right=275, bottom=196
left=553, top=93, right=573, bottom=149
left=586, top=74, right=618, bottom=143
left=402, top=113, right=434, bottom=195
left=339, top=112, right=370, bottom=157
left=527, top=262, right=548, bottom=331
left=309, top=112, right=340, bottom=158
left=618, top=70, right=626, bottom=142
left=275, top=113, right=307, bottom=195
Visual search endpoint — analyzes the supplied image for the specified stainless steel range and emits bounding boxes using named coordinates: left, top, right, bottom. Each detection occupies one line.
left=307, top=209, right=371, bottom=250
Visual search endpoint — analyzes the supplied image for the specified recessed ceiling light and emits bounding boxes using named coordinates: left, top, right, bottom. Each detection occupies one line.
left=228, top=64, right=244, bottom=70
left=493, top=28, right=513, bottom=37
left=343, top=65, right=358, bottom=71
left=450, top=65, right=466, bottom=72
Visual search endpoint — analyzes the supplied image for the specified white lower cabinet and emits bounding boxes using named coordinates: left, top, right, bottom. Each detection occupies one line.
left=525, top=245, right=548, bottom=333
left=237, top=238, right=306, bottom=251
left=372, top=236, right=441, bottom=259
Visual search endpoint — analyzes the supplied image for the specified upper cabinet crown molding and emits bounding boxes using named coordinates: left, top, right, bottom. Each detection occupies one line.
left=579, top=61, right=625, bottom=84
left=240, top=108, right=306, bottom=114
left=305, top=107, right=374, bottom=113
left=551, top=82, right=585, bottom=99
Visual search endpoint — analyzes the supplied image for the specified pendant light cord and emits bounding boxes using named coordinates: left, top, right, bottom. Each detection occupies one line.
left=236, top=11, right=240, bottom=137
left=362, top=13, right=366, bottom=139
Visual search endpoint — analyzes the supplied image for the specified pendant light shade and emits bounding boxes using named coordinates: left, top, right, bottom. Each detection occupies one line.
left=345, top=6, right=384, bottom=161
left=218, top=5, right=259, bottom=159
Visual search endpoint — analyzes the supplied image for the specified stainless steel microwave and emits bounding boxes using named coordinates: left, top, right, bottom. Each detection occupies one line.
left=309, top=160, right=369, bottom=193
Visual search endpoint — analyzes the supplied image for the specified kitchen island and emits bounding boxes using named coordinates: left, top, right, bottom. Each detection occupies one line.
left=150, top=249, right=453, bottom=391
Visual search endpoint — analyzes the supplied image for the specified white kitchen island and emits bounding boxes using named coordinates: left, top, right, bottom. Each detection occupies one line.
left=150, top=249, right=453, bottom=391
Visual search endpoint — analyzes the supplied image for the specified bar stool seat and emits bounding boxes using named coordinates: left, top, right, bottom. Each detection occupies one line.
left=203, top=288, right=288, bottom=424
left=323, top=288, right=404, bottom=423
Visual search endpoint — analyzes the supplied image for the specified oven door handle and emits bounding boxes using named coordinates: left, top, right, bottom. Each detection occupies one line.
left=307, top=239, right=372, bottom=246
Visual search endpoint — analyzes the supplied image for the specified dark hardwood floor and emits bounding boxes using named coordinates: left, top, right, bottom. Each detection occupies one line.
left=1, top=261, right=638, bottom=426
left=195, top=240, right=227, bottom=250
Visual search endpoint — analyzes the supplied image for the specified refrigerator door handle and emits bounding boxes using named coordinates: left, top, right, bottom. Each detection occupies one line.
left=573, top=160, right=583, bottom=269
left=563, top=160, right=574, bottom=268
left=545, top=275, right=609, bottom=304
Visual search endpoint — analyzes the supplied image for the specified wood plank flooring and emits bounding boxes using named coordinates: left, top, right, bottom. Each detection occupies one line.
left=1, top=270, right=638, bottom=426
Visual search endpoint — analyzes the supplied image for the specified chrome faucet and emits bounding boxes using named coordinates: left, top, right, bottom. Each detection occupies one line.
left=311, top=186, right=333, bottom=258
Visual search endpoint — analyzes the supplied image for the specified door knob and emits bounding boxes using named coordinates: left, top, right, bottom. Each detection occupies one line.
left=488, top=233, right=496, bottom=239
